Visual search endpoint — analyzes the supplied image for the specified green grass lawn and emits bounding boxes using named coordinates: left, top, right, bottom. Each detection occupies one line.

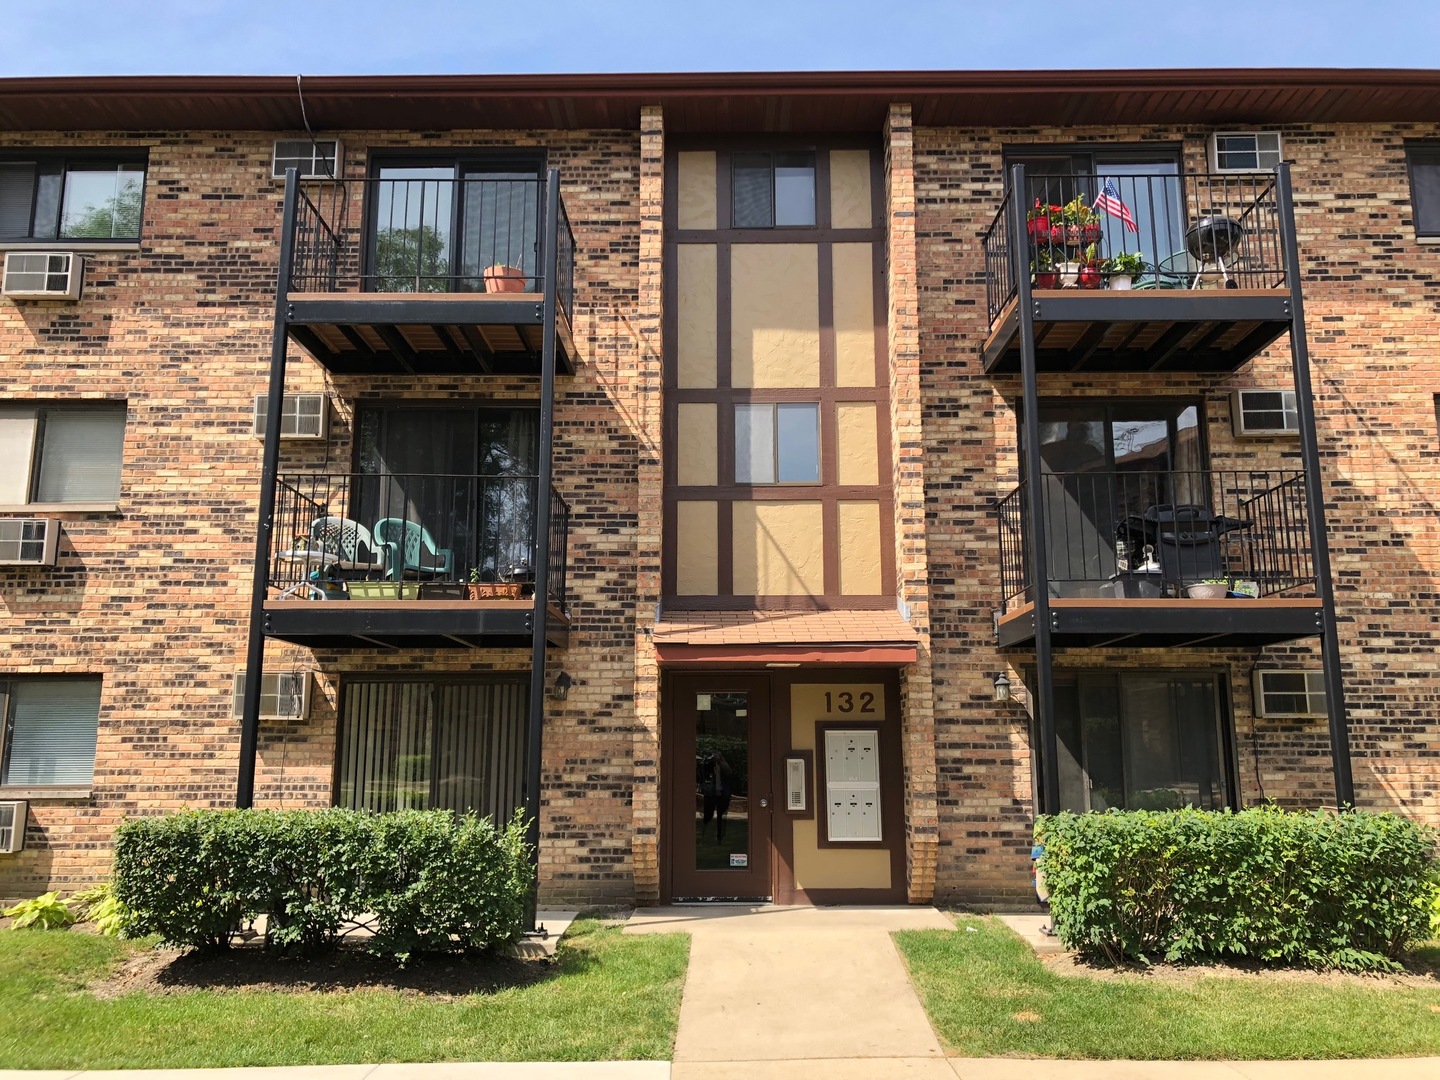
left=0, top=920, right=689, bottom=1069
left=896, top=916, right=1440, bottom=1060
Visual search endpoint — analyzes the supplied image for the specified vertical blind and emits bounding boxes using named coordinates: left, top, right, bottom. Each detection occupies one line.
left=2, top=678, right=102, bottom=787
left=338, top=679, right=527, bottom=820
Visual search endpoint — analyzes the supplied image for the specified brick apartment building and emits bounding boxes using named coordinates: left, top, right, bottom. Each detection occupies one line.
left=0, top=69, right=1438, bottom=907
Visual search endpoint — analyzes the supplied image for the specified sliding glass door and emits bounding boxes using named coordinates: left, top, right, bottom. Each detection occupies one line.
left=1052, top=671, right=1232, bottom=813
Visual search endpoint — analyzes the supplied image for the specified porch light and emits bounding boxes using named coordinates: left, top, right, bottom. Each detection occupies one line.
left=993, top=672, right=1012, bottom=702
left=551, top=671, right=573, bottom=702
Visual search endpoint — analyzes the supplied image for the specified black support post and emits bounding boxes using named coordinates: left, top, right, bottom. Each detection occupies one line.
left=1275, top=163, right=1354, bottom=808
left=238, top=168, right=300, bottom=808
left=522, top=169, right=562, bottom=931
left=1010, top=165, right=1062, bottom=816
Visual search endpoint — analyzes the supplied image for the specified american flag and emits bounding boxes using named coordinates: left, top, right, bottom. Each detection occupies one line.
left=1094, top=179, right=1139, bottom=232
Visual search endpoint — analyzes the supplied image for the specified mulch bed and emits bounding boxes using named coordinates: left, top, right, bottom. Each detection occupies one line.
left=88, top=940, right=555, bottom=1000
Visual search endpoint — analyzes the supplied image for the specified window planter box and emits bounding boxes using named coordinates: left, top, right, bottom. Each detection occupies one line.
left=467, top=582, right=523, bottom=600
left=418, top=583, right=467, bottom=600
left=348, top=581, right=421, bottom=600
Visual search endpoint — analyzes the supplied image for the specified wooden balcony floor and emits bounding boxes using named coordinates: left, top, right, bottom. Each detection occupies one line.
left=997, top=596, right=1322, bottom=649
left=285, top=292, right=576, bottom=376
left=262, top=598, right=570, bottom=650
left=984, top=289, right=1291, bottom=374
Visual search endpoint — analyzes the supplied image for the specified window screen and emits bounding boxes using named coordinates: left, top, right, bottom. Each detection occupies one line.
left=0, top=156, right=146, bottom=242
left=731, top=152, right=816, bottom=228
left=1, top=678, right=101, bottom=787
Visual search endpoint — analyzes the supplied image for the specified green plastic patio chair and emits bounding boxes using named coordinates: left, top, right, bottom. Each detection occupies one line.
left=372, top=518, right=453, bottom=579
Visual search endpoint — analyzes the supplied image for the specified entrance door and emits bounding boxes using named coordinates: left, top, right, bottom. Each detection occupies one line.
left=668, top=673, right=773, bottom=900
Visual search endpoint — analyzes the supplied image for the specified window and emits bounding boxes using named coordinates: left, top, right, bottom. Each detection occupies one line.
left=337, top=678, right=527, bottom=819
left=735, top=402, right=820, bottom=484
left=0, top=405, right=125, bottom=506
left=0, top=678, right=101, bottom=789
left=0, top=154, right=146, bottom=242
left=1210, top=132, right=1283, bottom=173
left=1232, top=389, right=1299, bottom=436
left=1050, top=671, right=1231, bottom=813
left=732, top=152, right=816, bottom=228
left=367, top=154, right=543, bottom=292
left=272, top=139, right=341, bottom=180
left=1406, top=144, right=1440, bottom=239
left=1253, top=670, right=1327, bottom=718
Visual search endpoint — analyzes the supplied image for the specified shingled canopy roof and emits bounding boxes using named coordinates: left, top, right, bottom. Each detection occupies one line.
left=2, top=68, right=1440, bottom=133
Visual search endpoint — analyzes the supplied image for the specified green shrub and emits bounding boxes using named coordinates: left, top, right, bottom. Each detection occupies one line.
left=2, top=891, right=76, bottom=930
left=1036, top=806, right=1436, bottom=972
left=114, top=807, right=531, bottom=958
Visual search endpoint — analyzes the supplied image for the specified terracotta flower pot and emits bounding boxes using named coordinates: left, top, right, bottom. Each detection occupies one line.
left=467, top=582, right=523, bottom=600
left=483, top=265, right=528, bottom=293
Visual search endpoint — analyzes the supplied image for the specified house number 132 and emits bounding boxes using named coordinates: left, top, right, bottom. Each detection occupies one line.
left=824, top=691, right=875, bottom=714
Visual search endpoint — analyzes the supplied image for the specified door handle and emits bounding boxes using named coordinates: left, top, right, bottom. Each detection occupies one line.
left=759, top=797, right=769, bottom=809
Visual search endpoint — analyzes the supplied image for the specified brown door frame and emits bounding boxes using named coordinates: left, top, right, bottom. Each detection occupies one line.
left=660, top=665, right=907, bottom=905
left=661, top=670, right=775, bottom=901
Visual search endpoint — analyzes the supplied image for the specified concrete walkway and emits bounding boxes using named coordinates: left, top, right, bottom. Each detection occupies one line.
left=624, top=904, right=954, bottom=1072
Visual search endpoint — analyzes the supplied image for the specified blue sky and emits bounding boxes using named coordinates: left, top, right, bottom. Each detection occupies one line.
left=3, top=0, right=1439, bottom=77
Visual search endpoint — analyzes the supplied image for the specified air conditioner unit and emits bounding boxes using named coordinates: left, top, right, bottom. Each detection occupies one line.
left=1232, top=389, right=1300, bottom=437
left=272, top=139, right=343, bottom=180
left=232, top=671, right=310, bottom=720
left=1254, top=669, right=1327, bottom=718
left=253, top=393, right=327, bottom=440
left=0, top=518, right=59, bottom=566
left=1209, top=131, right=1283, bottom=174
left=2, top=252, right=84, bottom=301
left=0, top=801, right=27, bottom=855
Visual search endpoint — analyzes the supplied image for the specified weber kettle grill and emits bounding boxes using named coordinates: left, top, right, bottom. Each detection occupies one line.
left=1185, top=215, right=1246, bottom=288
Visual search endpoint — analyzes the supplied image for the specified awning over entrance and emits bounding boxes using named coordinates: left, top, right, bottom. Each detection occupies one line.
left=654, top=609, right=919, bottom=666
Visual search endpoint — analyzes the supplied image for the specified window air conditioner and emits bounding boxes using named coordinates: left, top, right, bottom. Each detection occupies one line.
left=1253, top=669, right=1328, bottom=718
left=1209, top=132, right=1283, bottom=174
left=232, top=671, right=311, bottom=720
left=1232, top=389, right=1300, bottom=437
left=253, top=393, right=328, bottom=440
left=0, top=801, right=27, bottom=855
left=2, top=252, right=84, bottom=301
left=0, top=518, right=59, bottom=566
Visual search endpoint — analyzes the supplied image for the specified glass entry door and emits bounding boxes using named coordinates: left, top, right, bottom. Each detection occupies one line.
left=668, top=673, right=773, bottom=900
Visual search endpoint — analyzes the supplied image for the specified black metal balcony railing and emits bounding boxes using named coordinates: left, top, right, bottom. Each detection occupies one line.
left=268, top=472, right=569, bottom=612
left=984, top=170, right=1287, bottom=330
left=996, top=469, right=1314, bottom=610
left=288, top=176, right=576, bottom=318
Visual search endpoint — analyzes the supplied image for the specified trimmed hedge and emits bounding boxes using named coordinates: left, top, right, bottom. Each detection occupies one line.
left=1036, top=806, right=1436, bottom=971
left=114, top=807, right=530, bottom=958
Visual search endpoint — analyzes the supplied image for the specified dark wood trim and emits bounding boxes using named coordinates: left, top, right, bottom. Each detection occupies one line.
left=655, top=644, right=918, bottom=665
left=662, top=141, right=895, bottom=610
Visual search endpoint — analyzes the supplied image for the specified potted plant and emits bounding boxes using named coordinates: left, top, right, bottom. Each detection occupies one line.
left=1077, top=244, right=1104, bottom=290
left=1106, top=251, right=1145, bottom=290
left=1186, top=578, right=1231, bottom=599
left=483, top=265, right=528, bottom=293
left=348, top=579, right=421, bottom=600
left=1061, top=194, right=1102, bottom=244
left=1026, top=199, right=1063, bottom=242
left=467, top=567, right=522, bottom=600
left=1030, top=247, right=1059, bottom=289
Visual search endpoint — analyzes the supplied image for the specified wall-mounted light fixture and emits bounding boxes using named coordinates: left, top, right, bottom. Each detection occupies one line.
left=551, top=671, right=573, bottom=702
left=993, top=672, right=1012, bottom=702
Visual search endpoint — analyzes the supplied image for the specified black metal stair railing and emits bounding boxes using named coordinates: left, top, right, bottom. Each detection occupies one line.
left=268, top=471, right=570, bottom=612
left=283, top=175, right=574, bottom=311
left=986, top=169, right=1288, bottom=332
left=996, top=468, right=1315, bottom=611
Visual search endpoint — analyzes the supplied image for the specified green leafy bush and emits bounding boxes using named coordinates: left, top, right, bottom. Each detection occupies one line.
left=3, top=891, right=76, bottom=930
left=114, top=807, right=531, bottom=958
left=1036, top=806, right=1436, bottom=972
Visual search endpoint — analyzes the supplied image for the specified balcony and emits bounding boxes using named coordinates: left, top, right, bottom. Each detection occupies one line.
left=281, top=173, right=576, bottom=375
left=982, top=169, right=1293, bottom=375
left=261, top=472, right=570, bottom=649
left=995, top=468, right=1322, bottom=648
